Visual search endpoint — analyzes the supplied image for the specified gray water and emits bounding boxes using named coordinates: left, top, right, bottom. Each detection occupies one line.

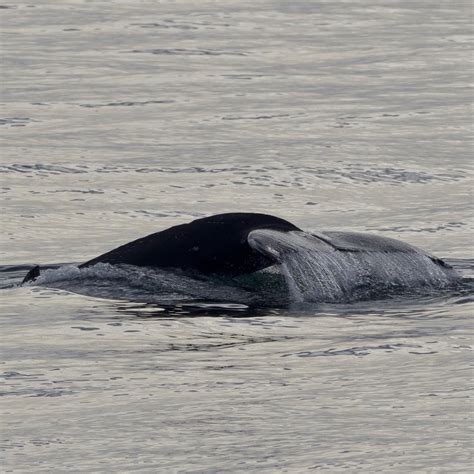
left=1, top=1, right=473, bottom=472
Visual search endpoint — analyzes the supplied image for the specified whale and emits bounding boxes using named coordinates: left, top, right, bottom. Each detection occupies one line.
left=22, top=212, right=455, bottom=295
left=22, top=213, right=300, bottom=283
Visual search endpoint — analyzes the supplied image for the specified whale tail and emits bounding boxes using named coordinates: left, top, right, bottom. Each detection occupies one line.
left=22, top=265, right=41, bottom=284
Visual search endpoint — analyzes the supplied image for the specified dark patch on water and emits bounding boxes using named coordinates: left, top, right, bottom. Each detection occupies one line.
left=48, top=189, right=104, bottom=194
left=366, top=222, right=466, bottom=233
left=0, top=164, right=88, bottom=175
left=79, top=100, right=175, bottom=108
left=71, top=326, right=101, bottom=331
left=282, top=343, right=422, bottom=358
left=222, top=114, right=291, bottom=121
left=129, top=48, right=248, bottom=56
left=0, top=371, right=36, bottom=379
left=131, top=21, right=199, bottom=31
left=0, top=117, right=37, bottom=127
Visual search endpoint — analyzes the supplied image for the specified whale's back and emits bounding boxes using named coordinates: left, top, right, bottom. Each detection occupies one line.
left=80, top=213, right=300, bottom=275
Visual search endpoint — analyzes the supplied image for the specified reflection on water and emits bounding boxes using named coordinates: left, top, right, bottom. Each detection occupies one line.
left=2, top=275, right=473, bottom=472
left=1, top=0, right=473, bottom=472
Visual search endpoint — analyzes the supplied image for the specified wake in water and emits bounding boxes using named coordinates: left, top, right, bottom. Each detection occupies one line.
left=18, top=229, right=462, bottom=306
left=27, top=263, right=288, bottom=306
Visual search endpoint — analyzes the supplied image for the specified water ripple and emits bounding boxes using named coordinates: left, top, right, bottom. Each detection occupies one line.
left=79, top=100, right=175, bottom=108
left=0, top=162, right=466, bottom=185
left=283, top=343, right=422, bottom=358
left=129, top=48, right=248, bottom=57
left=0, top=117, right=37, bottom=127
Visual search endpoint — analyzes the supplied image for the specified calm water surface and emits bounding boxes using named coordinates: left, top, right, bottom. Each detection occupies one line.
left=1, top=1, right=473, bottom=472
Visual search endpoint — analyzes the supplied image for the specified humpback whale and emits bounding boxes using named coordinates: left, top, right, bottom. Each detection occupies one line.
left=22, top=213, right=300, bottom=283
left=22, top=213, right=456, bottom=300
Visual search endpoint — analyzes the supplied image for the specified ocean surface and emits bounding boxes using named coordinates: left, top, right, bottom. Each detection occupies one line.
left=1, top=1, right=473, bottom=472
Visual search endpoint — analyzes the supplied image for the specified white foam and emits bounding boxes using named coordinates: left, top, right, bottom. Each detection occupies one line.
left=33, top=263, right=255, bottom=304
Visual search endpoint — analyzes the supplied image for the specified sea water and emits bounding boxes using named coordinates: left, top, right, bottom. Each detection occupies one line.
left=1, top=1, right=473, bottom=472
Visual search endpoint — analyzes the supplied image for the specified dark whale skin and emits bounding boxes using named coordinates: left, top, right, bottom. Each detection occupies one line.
left=21, top=212, right=455, bottom=285
left=79, top=213, right=301, bottom=275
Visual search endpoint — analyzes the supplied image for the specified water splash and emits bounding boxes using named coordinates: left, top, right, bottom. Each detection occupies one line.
left=29, top=263, right=260, bottom=304
left=249, top=230, right=459, bottom=303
